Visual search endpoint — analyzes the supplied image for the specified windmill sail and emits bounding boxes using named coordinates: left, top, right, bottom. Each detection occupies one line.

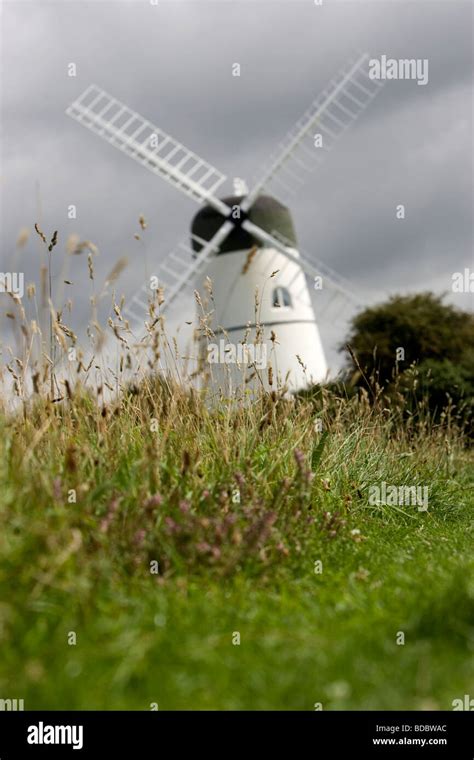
left=267, top=231, right=363, bottom=307
left=246, top=52, right=384, bottom=208
left=66, top=84, right=227, bottom=204
left=68, top=56, right=383, bottom=372
left=122, top=216, right=236, bottom=331
left=122, top=233, right=214, bottom=328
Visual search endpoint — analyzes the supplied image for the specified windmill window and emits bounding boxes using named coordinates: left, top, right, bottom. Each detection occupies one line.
left=272, top=286, right=292, bottom=308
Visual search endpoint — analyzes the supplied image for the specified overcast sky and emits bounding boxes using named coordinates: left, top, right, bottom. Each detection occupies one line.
left=1, top=0, right=473, bottom=373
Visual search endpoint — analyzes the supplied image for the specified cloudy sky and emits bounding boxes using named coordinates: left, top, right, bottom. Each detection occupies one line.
left=1, top=0, right=473, bottom=373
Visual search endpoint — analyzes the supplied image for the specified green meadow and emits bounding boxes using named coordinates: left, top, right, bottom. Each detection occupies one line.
left=1, top=381, right=472, bottom=709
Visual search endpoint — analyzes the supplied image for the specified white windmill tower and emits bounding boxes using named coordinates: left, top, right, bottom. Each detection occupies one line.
left=66, top=53, right=384, bottom=391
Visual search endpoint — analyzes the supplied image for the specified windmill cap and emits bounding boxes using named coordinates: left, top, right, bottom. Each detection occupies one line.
left=190, top=194, right=297, bottom=255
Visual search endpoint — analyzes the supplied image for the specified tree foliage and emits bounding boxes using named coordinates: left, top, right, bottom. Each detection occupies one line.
left=342, top=292, right=474, bottom=424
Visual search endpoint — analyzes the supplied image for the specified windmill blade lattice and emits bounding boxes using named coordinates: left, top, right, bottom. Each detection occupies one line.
left=247, top=52, right=384, bottom=208
left=66, top=84, right=227, bottom=204
left=122, top=231, right=220, bottom=329
left=66, top=54, right=383, bottom=382
left=269, top=231, right=362, bottom=306
left=266, top=229, right=364, bottom=323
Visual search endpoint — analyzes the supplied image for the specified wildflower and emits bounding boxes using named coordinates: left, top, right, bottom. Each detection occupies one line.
left=234, top=472, right=245, bottom=489
left=133, top=530, right=146, bottom=547
left=294, top=448, right=305, bottom=471
left=165, top=517, right=178, bottom=533
left=52, top=477, right=62, bottom=502
left=354, top=567, right=370, bottom=581
left=350, top=528, right=367, bottom=543
left=144, top=493, right=163, bottom=511
left=99, top=498, right=120, bottom=534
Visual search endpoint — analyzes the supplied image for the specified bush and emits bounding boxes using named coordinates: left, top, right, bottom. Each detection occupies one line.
left=339, top=292, right=474, bottom=429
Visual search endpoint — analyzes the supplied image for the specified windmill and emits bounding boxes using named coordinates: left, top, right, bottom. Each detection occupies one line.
left=66, top=52, right=384, bottom=390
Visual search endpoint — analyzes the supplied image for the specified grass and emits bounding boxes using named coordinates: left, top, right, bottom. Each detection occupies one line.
left=1, top=225, right=473, bottom=709
left=0, top=373, right=473, bottom=710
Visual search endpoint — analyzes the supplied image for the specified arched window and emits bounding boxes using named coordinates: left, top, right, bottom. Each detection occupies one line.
left=272, top=286, right=292, bottom=308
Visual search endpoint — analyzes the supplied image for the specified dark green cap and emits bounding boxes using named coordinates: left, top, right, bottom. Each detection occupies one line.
left=190, top=194, right=297, bottom=255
